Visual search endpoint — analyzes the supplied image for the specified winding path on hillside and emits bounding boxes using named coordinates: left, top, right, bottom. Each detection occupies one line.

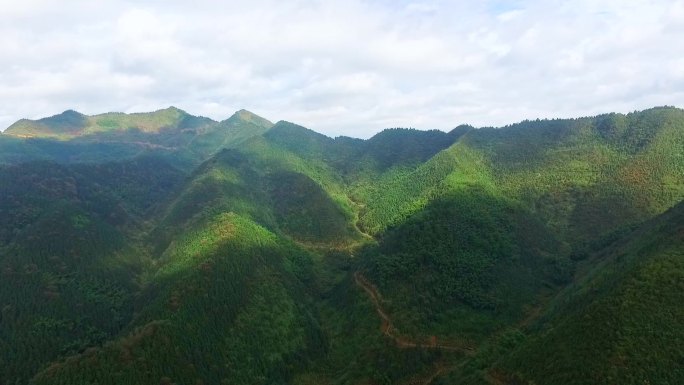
left=353, top=271, right=552, bottom=384
left=353, top=271, right=476, bottom=354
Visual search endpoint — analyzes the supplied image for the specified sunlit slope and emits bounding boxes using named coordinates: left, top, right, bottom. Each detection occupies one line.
left=226, top=121, right=469, bottom=242
left=354, top=106, right=684, bottom=348
left=188, top=121, right=471, bottom=245
left=155, top=146, right=363, bottom=248
left=1, top=108, right=275, bottom=169
left=32, top=212, right=325, bottom=385
left=462, top=107, right=684, bottom=245
left=260, top=120, right=468, bottom=181
left=25, top=138, right=458, bottom=384
left=4, top=107, right=212, bottom=139
left=358, top=107, right=684, bottom=243
left=1, top=107, right=468, bottom=179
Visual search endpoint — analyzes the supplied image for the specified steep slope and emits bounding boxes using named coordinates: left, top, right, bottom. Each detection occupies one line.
left=357, top=107, right=684, bottom=241
left=0, top=157, right=184, bottom=384
left=353, top=125, right=471, bottom=174
left=446, top=201, right=684, bottom=385
left=24, top=143, right=449, bottom=385
left=461, top=107, right=684, bottom=245
left=154, top=147, right=362, bottom=249
left=259, top=121, right=469, bottom=182
left=32, top=213, right=325, bottom=385
left=187, top=109, right=274, bottom=156
left=352, top=107, right=684, bottom=360
left=499, top=201, right=684, bottom=385
left=224, top=121, right=471, bottom=242
left=361, top=188, right=565, bottom=342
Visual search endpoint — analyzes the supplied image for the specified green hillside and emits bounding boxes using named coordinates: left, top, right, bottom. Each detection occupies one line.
left=361, top=188, right=566, bottom=342
left=347, top=107, right=683, bottom=368
left=443, top=201, right=684, bottom=385
left=356, top=107, right=684, bottom=240
left=4, top=107, right=214, bottom=139
left=4, top=110, right=89, bottom=138
left=32, top=213, right=325, bottom=385
left=1, top=108, right=275, bottom=170
left=496, top=201, right=684, bottom=385
left=187, top=109, right=274, bottom=156
left=0, top=158, right=184, bottom=383
left=0, top=106, right=682, bottom=384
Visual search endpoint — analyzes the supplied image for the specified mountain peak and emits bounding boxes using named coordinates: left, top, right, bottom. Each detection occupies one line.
left=60, top=109, right=85, bottom=117
left=225, top=109, right=273, bottom=129
left=162, top=106, right=186, bottom=114
left=4, top=109, right=88, bottom=137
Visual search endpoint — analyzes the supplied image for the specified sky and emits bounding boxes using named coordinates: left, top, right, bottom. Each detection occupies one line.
left=1, top=0, right=683, bottom=138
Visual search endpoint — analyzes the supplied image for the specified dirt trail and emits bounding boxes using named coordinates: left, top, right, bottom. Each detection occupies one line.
left=353, top=272, right=476, bottom=354
left=353, top=271, right=550, bottom=385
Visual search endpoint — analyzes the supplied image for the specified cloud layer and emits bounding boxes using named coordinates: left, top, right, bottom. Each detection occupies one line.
left=1, top=0, right=682, bottom=137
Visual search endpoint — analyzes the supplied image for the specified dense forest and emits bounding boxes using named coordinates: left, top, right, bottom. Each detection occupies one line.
left=0, top=106, right=682, bottom=384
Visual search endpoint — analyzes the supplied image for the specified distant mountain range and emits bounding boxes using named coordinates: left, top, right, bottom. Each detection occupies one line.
left=1, top=106, right=682, bottom=385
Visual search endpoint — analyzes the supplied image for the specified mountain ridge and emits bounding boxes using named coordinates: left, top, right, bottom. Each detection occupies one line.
left=4, top=106, right=218, bottom=138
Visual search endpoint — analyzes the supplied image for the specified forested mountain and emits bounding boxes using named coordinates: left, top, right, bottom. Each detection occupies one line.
left=0, top=157, right=185, bottom=383
left=4, top=107, right=213, bottom=139
left=443, top=200, right=684, bottom=385
left=0, top=108, right=273, bottom=169
left=0, top=106, right=682, bottom=384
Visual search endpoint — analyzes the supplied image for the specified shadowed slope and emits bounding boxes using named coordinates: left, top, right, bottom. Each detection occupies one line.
left=0, top=158, right=184, bottom=384
left=445, top=201, right=684, bottom=385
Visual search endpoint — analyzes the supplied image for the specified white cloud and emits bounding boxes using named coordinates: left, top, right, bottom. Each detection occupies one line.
left=0, top=0, right=682, bottom=138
